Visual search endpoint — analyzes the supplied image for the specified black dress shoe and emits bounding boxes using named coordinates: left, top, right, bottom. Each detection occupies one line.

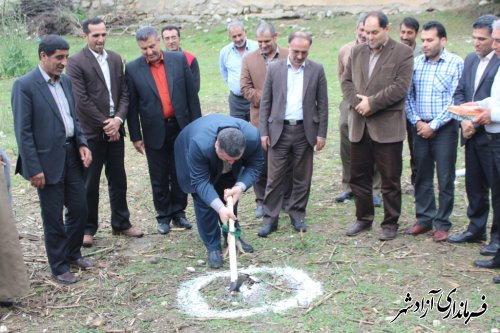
left=346, top=221, right=372, bottom=236
left=172, top=216, right=192, bottom=229
left=379, top=228, right=397, bottom=241
left=448, top=231, right=486, bottom=243
left=157, top=222, right=171, bottom=234
left=207, top=250, right=223, bottom=269
left=257, top=224, right=278, bottom=237
left=291, top=219, right=308, bottom=232
left=70, top=257, right=94, bottom=270
left=494, top=276, right=500, bottom=284
left=53, top=271, right=78, bottom=284
left=335, top=191, right=353, bottom=203
left=474, top=259, right=500, bottom=269
left=480, top=242, right=500, bottom=256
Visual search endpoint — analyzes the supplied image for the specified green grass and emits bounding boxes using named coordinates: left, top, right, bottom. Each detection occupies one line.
left=1, top=4, right=500, bottom=333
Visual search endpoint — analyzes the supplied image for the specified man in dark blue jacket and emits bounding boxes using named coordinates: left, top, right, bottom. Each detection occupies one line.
left=175, top=114, right=264, bottom=268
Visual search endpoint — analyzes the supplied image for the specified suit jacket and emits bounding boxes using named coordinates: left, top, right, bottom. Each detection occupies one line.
left=175, top=114, right=264, bottom=207
left=125, top=51, right=202, bottom=150
left=66, top=47, right=128, bottom=140
left=11, top=68, right=88, bottom=184
left=259, top=58, right=329, bottom=148
left=341, top=38, right=414, bottom=143
left=240, top=46, right=289, bottom=127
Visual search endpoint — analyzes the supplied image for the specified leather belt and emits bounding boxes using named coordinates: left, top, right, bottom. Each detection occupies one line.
left=284, top=119, right=303, bottom=125
left=65, top=137, right=75, bottom=144
left=486, top=132, right=500, bottom=140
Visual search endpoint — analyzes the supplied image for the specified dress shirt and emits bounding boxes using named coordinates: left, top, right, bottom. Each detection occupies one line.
left=38, top=65, right=74, bottom=137
left=284, top=58, right=305, bottom=121
left=89, top=48, right=115, bottom=117
left=406, top=50, right=464, bottom=130
left=474, top=51, right=494, bottom=92
left=219, top=39, right=258, bottom=95
left=261, top=46, right=281, bottom=65
left=148, top=53, right=174, bottom=119
left=479, top=67, right=500, bottom=133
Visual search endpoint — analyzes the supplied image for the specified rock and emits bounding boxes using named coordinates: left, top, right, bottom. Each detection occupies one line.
left=479, top=0, right=489, bottom=5
left=186, top=266, right=196, bottom=272
left=0, top=326, right=8, bottom=333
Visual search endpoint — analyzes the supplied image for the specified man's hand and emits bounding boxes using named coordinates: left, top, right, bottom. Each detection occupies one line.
left=261, top=136, right=270, bottom=151
left=133, top=140, right=145, bottom=154
left=218, top=206, right=237, bottom=225
left=108, top=132, right=121, bottom=142
left=103, top=118, right=122, bottom=137
left=416, top=121, right=436, bottom=139
left=79, top=146, right=92, bottom=168
left=224, top=186, right=243, bottom=204
left=30, top=172, right=45, bottom=189
left=355, top=94, right=372, bottom=116
left=460, top=120, right=476, bottom=139
left=315, top=137, right=326, bottom=151
left=473, top=108, right=492, bottom=125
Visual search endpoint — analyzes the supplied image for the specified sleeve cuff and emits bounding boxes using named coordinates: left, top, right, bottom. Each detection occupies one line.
left=235, top=182, right=247, bottom=192
left=210, top=198, right=225, bottom=212
left=115, top=116, right=124, bottom=124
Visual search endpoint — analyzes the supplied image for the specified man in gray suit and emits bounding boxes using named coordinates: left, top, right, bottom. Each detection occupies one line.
left=67, top=17, right=143, bottom=247
left=448, top=15, right=500, bottom=253
left=341, top=11, right=414, bottom=241
left=126, top=26, right=201, bottom=235
left=258, top=31, right=328, bottom=237
left=12, top=35, right=93, bottom=284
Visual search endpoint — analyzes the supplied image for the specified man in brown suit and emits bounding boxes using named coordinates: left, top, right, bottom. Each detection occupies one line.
left=341, top=11, right=414, bottom=241
left=240, top=21, right=290, bottom=219
left=67, top=17, right=143, bottom=247
left=258, top=31, right=328, bottom=237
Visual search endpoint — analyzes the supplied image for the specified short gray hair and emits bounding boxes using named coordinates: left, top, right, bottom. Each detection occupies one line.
left=136, top=26, right=159, bottom=41
left=217, top=128, right=246, bottom=158
left=227, top=19, right=245, bottom=32
left=256, top=21, right=276, bottom=36
left=494, top=19, right=500, bottom=31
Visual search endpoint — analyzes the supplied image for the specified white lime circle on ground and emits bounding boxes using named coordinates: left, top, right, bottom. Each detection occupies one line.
left=177, top=266, right=323, bottom=318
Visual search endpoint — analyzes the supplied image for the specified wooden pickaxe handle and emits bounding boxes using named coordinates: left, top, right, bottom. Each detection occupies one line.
left=226, top=196, right=239, bottom=291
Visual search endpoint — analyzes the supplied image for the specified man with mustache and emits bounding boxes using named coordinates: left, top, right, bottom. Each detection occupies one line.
left=219, top=19, right=258, bottom=121
left=67, top=17, right=144, bottom=247
left=126, top=26, right=201, bottom=235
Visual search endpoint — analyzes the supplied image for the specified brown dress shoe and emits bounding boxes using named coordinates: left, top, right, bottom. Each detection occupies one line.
left=432, top=230, right=448, bottom=242
left=53, top=271, right=78, bottom=284
left=405, top=224, right=432, bottom=235
left=112, top=226, right=144, bottom=238
left=82, top=234, right=93, bottom=248
left=70, top=257, right=94, bottom=270
left=379, top=228, right=397, bottom=241
left=346, top=221, right=372, bottom=236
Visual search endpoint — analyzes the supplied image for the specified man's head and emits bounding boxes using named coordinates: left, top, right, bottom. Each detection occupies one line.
left=363, top=11, right=390, bottom=51
left=421, top=21, right=447, bottom=62
left=215, top=128, right=246, bottom=165
left=135, top=26, right=162, bottom=64
left=399, top=17, right=420, bottom=48
left=288, top=31, right=312, bottom=69
left=227, top=20, right=247, bottom=48
left=355, top=13, right=367, bottom=44
left=38, top=35, right=70, bottom=79
left=161, top=25, right=181, bottom=51
left=82, top=17, right=107, bottom=54
left=472, top=15, right=497, bottom=58
left=493, top=19, right=500, bottom=58
left=255, top=21, right=278, bottom=58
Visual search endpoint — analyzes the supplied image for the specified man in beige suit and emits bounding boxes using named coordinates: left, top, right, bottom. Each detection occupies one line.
left=240, top=21, right=290, bottom=219
left=341, top=11, right=414, bottom=241
left=258, top=31, right=328, bottom=237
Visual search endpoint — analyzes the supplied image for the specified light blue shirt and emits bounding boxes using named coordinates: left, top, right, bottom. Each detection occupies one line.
left=406, top=50, right=464, bottom=130
left=479, top=67, right=500, bottom=133
left=219, top=39, right=258, bottom=96
left=285, top=58, right=305, bottom=120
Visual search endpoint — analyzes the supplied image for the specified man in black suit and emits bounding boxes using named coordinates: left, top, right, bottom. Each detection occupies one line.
left=12, top=35, right=93, bottom=284
left=448, top=15, right=500, bottom=256
left=67, top=17, right=143, bottom=247
left=175, top=114, right=263, bottom=268
left=126, top=26, right=202, bottom=234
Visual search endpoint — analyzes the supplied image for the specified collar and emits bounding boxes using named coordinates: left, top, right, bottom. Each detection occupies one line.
left=479, top=50, right=495, bottom=62
left=423, top=49, right=448, bottom=63
left=369, top=38, right=389, bottom=54
left=38, top=64, right=60, bottom=84
left=261, top=45, right=280, bottom=60
left=89, top=47, right=108, bottom=61
left=232, top=41, right=247, bottom=51
left=147, top=51, right=164, bottom=65
left=287, top=57, right=305, bottom=71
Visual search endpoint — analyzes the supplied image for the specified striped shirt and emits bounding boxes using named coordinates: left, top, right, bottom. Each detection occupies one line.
left=406, top=50, right=464, bottom=130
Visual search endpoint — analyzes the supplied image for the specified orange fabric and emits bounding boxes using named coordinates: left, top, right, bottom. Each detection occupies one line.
left=149, top=54, right=174, bottom=119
